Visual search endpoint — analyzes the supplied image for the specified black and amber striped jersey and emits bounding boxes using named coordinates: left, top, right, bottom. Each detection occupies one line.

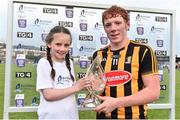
left=93, top=40, right=159, bottom=119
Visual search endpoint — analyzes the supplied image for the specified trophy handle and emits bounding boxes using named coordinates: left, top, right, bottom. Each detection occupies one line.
left=81, top=55, right=106, bottom=108
left=82, top=91, right=102, bottom=107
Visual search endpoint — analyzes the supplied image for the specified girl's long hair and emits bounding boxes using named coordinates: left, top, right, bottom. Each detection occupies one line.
left=45, top=26, right=74, bottom=81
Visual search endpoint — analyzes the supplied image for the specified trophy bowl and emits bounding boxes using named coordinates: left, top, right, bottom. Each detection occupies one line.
left=82, top=56, right=107, bottom=108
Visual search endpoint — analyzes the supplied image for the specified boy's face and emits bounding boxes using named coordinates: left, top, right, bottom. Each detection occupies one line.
left=103, top=15, right=130, bottom=45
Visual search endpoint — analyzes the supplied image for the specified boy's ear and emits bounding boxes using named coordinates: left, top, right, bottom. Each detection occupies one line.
left=47, top=44, right=51, bottom=48
left=126, top=21, right=130, bottom=30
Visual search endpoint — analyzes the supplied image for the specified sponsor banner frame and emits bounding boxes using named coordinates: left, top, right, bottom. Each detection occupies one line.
left=4, top=0, right=176, bottom=119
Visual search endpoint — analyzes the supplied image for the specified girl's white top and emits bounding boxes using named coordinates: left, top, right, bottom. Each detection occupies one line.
left=36, top=58, right=78, bottom=119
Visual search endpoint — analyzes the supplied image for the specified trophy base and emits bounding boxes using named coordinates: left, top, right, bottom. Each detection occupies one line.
left=83, top=102, right=96, bottom=108
left=82, top=98, right=101, bottom=108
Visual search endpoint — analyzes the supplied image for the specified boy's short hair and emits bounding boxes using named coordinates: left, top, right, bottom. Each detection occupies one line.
left=102, top=5, right=129, bottom=24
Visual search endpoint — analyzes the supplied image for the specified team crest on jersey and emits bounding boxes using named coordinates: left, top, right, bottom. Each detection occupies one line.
left=125, top=56, right=132, bottom=64
left=105, top=70, right=132, bottom=86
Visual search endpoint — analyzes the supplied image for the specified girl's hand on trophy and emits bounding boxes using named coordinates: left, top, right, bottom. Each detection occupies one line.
left=73, top=77, right=91, bottom=91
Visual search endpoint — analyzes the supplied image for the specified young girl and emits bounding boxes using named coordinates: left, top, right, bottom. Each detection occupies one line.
left=36, top=26, right=90, bottom=119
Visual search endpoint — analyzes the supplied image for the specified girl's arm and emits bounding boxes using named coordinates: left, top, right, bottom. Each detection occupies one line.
left=41, top=77, right=90, bottom=101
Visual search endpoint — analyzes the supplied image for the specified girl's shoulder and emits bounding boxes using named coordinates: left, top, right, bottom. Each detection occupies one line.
left=38, top=57, right=48, bottom=63
left=37, top=57, right=50, bottom=66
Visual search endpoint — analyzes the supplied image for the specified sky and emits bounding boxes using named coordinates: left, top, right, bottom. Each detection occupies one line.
left=0, top=0, right=180, bottom=55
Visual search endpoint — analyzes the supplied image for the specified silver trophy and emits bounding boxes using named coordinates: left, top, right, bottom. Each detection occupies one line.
left=82, top=56, right=107, bottom=108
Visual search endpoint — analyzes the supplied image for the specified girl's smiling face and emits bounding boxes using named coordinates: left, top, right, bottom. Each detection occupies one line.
left=48, top=33, right=71, bottom=62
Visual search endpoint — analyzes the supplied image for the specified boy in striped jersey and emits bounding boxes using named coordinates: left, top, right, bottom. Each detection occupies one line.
left=93, top=5, right=160, bottom=119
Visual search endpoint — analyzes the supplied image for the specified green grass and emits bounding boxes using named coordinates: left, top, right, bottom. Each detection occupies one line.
left=0, top=64, right=5, bottom=118
left=175, top=70, right=180, bottom=119
left=0, top=64, right=180, bottom=119
left=10, top=64, right=39, bottom=106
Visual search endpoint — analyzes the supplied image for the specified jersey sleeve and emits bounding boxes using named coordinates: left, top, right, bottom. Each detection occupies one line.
left=141, top=46, right=159, bottom=76
left=36, top=58, right=53, bottom=91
